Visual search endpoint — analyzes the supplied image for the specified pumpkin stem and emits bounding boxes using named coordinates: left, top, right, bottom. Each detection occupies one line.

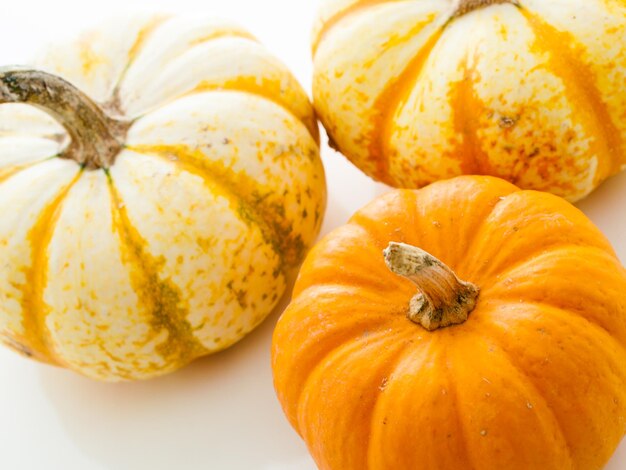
left=0, top=66, right=129, bottom=170
left=383, top=242, right=479, bottom=331
left=453, top=0, right=517, bottom=18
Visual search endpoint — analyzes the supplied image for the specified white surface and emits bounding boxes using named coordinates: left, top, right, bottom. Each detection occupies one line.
left=0, top=1, right=625, bottom=469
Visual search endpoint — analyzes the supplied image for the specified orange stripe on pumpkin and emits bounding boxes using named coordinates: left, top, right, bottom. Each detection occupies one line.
left=128, top=144, right=303, bottom=275
left=18, top=169, right=83, bottom=365
left=188, top=29, right=258, bottom=47
left=0, top=155, right=58, bottom=184
left=522, top=9, right=624, bottom=181
left=448, top=60, right=493, bottom=175
left=369, top=24, right=443, bottom=183
left=106, top=176, right=206, bottom=365
left=312, top=0, right=405, bottom=57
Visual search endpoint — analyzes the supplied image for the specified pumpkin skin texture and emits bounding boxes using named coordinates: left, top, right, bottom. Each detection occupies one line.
left=312, top=0, right=626, bottom=202
left=0, top=15, right=326, bottom=381
left=272, top=176, right=626, bottom=470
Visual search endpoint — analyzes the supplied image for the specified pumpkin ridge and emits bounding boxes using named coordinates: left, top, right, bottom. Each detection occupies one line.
left=297, top=326, right=413, bottom=466
left=131, top=144, right=303, bottom=275
left=106, top=176, right=206, bottom=367
left=295, top=225, right=409, bottom=295
left=312, top=0, right=408, bottom=57
left=446, top=342, right=479, bottom=470
left=361, top=334, right=419, bottom=468
left=482, top=243, right=621, bottom=293
left=487, top=298, right=626, bottom=359
left=273, top=284, right=393, bottom=429
left=186, top=29, right=258, bottom=48
left=107, top=15, right=172, bottom=111
left=292, top=311, right=399, bottom=410
left=521, top=9, right=624, bottom=180
left=472, top=240, right=612, bottom=285
left=477, top=302, right=626, bottom=467
left=293, top=283, right=396, bottom=306
left=468, top=329, right=576, bottom=468
left=435, top=179, right=520, bottom=270
left=365, top=336, right=446, bottom=468
left=476, top=327, right=576, bottom=468
left=370, top=25, right=443, bottom=183
left=459, top=191, right=613, bottom=282
left=18, top=169, right=83, bottom=365
left=0, top=159, right=52, bottom=185
left=187, top=84, right=319, bottom=144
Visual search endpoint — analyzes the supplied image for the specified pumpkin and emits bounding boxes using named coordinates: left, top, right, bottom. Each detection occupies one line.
left=0, top=14, right=326, bottom=381
left=312, top=0, right=626, bottom=202
left=272, top=176, right=626, bottom=470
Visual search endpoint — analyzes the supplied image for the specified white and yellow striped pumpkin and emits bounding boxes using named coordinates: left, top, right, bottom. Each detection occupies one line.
left=313, top=0, right=626, bottom=201
left=0, top=14, right=325, bottom=381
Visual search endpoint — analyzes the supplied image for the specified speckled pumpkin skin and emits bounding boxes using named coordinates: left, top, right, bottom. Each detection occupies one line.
left=272, top=176, right=626, bottom=470
left=312, top=0, right=626, bottom=201
left=0, top=15, right=326, bottom=381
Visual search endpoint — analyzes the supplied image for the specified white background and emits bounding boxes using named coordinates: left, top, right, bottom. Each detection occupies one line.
left=0, top=1, right=625, bottom=469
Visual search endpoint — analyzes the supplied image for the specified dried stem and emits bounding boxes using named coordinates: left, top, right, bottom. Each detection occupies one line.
left=384, top=242, right=479, bottom=331
left=0, top=66, right=129, bottom=169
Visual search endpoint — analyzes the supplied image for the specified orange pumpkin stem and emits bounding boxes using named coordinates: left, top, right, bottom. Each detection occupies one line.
left=0, top=66, right=129, bottom=170
left=453, top=0, right=517, bottom=18
left=384, top=242, right=479, bottom=331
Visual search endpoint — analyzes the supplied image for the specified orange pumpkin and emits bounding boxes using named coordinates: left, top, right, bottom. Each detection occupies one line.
left=272, top=176, right=626, bottom=470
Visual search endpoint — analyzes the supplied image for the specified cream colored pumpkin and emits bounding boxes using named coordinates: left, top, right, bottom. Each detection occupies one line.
left=0, top=14, right=325, bottom=381
left=312, top=0, right=626, bottom=201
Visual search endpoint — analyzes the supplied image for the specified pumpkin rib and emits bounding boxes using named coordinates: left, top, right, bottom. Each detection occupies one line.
left=469, top=331, right=575, bottom=470
left=0, top=157, right=56, bottom=184
left=273, top=284, right=396, bottom=430
left=519, top=8, right=623, bottom=179
left=293, top=282, right=399, bottom=308
left=18, top=168, right=83, bottom=366
left=493, top=299, right=626, bottom=359
left=446, top=343, right=480, bottom=470
left=450, top=182, right=521, bottom=272
left=179, top=29, right=258, bottom=49
left=478, top=328, right=576, bottom=469
left=108, top=15, right=172, bottom=107
left=119, top=36, right=321, bottom=142
left=293, top=224, right=410, bottom=297
left=482, top=246, right=626, bottom=345
left=482, top=243, right=619, bottom=290
left=133, top=144, right=300, bottom=276
left=184, top=87, right=319, bottom=144
left=364, top=336, right=418, bottom=469
left=477, top=302, right=626, bottom=468
left=454, top=189, right=519, bottom=271
left=477, top=242, right=614, bottom=286
left=106, top=175, right=207, bottom=366
left=475, top=241, right=615, bottom=287
left=290, top=300, right=402, bottom=390
left=296, top=324, right=414, bottom=468
left=366, top=337, right=441, bottom=469
left=462, top=192, right=615, bottom=283
left=312, top=0, right=410, bottom=57
left=369, top=21, right=444, bottom=183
